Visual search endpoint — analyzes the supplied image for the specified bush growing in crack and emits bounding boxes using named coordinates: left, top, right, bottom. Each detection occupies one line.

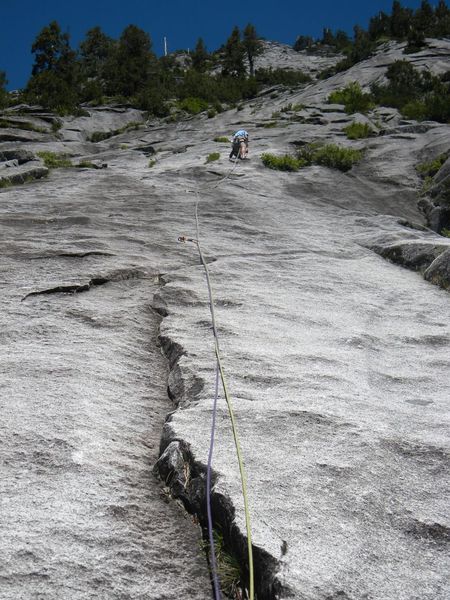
left=261, top=153, right=305, bottom=171
left=206, top=152, right=220, bottom=163
left=75, top=161, right=101, bottom=169
left=344, top=122, right=375, bottom=139
left=179, top=96, right=209, bottom=115
left=328, top=82, right=374, bottom=114
left=297, top=142, right=364, bottom=172
left=201, top=530, right=242, bottom=599
left=416, top=152, right=450, bottom=179
left=37, top=151, right=73, bottom=168
left=262, top=143, right=364, bottom=173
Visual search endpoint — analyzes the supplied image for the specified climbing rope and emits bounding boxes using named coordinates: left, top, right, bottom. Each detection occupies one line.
left=178, top=154, right=254, bottom=600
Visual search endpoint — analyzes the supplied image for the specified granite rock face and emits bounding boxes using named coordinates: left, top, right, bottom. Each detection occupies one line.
left=419, top=156, right=450, bottom=233
left=1, top=39, right=449, bottom=600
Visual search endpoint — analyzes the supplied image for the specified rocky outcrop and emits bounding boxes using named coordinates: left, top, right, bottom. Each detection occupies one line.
left=370, top=238, right=450, bottom=290
left=424, top=248, right=450, bottom=289
left=0, top=148, right=48, bottom=188
left=0, top=149, right=48, bottom=187
left=419, top=156, right=450, bottom=233
left=0, top=164, right=48, bottom=186
left=0, top=149, right=36, bottom=163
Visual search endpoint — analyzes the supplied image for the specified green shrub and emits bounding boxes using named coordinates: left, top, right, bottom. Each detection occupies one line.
left=441, top=228, right=450, bottom=238
left=214, top=136, right=229, bottom=143
left=261, top=153, right=305, bottom=171
left=89, top=121, right=142, bottom=143
left=295, top=142, right=322, bottom=165
left=51, top=119, right=62, bottom=133
left=343, top=122, right=374, bottom=139
left=255, top=67, right=312, bottom=87
left=90, top=131, right=112, bottom=143
left=262, top=121, right=278, bottom=128
left=206, top=152, right=220, bottom=163
left=37, top=151, right=72, bottom=168
left=416, top=152, right=450, bottom=178
left=401, top=100, right=428, bottom=120
left=310, top=144, right=363, bottom=172
left=371, top=62, right=450, bottom=123
left=280, top=103, right=293, bottom=112
left=328, top=82, right=374, bottom=114
left=292, top=103, right=305, bottom=111
left=421, top=89, right=450, bottom=123
left=76, top=161, right=99, bottom=169
left=180, top=96, right=209, bottom=114
left=271, top=111, right=281, bottom=118
left=148, top=159, right=156, bottom=168
left=0, top=71, right=8, bottom=109
left=207, top=109, right=216, bottom=118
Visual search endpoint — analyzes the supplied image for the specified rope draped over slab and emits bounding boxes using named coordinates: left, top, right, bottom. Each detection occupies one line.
left=178, top=156, right=254, bottom=600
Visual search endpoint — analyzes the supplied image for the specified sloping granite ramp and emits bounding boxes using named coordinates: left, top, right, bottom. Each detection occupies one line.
left=0, top=171, right=212, bottom=599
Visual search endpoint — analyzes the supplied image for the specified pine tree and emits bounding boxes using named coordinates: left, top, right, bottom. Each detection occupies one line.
left=414, top=1, right=434, bottom=34
left=222, top=26, right=245, bottom=77
left=434, top=0, right=450, bottom=37
left=110, top=25, right=156, bottom=97
left=79, top=26, right=115, bottom=79
left=385, top=60, right=423, bottom=102
left=390, top=1, right=414, bottom=39
left=192, top=37, right=208, bottom=73
left=0, top=71, right=8, bottom=108
left=405, top=27, right=427, bottom=53
left=293, top=35, right=314, bottom=51
left=350, top=25, right=374, bottom=63
left=322, top=28, right=335, bottom=46
left=335, top=30, right=351, bottom=51
left=368, top=11, right=391, bottom=40
left=27, top=21, right=79, bottom=111
left=243, top=24, right=263, bottom=77
left=31, top=21, right=76, bottom=75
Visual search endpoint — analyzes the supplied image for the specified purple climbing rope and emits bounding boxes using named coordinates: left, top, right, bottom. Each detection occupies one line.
left=206, top=362, right=221, bottom=600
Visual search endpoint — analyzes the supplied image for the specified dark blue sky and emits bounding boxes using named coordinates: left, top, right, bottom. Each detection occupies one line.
left=1, top=0, right=430, bottom=90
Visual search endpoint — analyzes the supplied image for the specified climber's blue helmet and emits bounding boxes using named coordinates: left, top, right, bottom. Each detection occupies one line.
left=233, top=129, right=249, bottom=139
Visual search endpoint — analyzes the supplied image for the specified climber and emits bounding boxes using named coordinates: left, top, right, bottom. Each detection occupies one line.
left=229, top=129, right=249, bottom=160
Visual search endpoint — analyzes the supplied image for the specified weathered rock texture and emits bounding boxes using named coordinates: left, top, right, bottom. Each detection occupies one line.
left=418, top=155, right=450, bottom=233
left=1, top=39, right=449, bottom=600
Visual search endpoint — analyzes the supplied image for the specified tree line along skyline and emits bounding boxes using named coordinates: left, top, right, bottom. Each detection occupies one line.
left=0, top=0, right=449, bottom=115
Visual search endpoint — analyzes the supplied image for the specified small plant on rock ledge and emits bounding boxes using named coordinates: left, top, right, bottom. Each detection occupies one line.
left=262, top=143, right=364, bottom=173
left=328, top=82, right=374, bottom=114
left=37, top=151, right=73, bottom=168
left=261, top=153, right=305, bottom=172
left=206, top=152, right=220, bottom=163
left=344, top=122, right=375, bottom=140
left=416, top=152, right=450, bottom=179
left=201, top=530, right=243, bottom=599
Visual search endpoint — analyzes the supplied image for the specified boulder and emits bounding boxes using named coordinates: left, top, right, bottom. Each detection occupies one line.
left=372, top=240, right=449, bottom=271
left=0, top=149, right=35, bottom=164
left=420, top=158, right=450, bottom=233
left=0, top=164, right=48, bottom=186
left=424, top=248, right=450, bottom=289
